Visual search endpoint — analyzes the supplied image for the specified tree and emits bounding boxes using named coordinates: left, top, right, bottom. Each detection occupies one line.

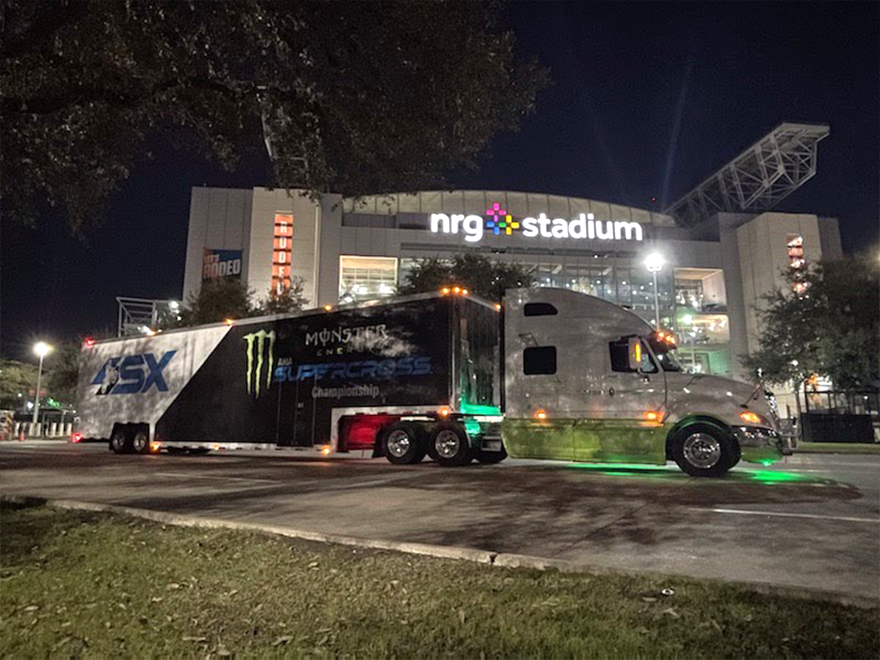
left=744, top=253, right=880, bottom=390
left=44, top=341, right=81, bottom=406
left=1, top=1, right=548, bottom=230
left=176, top=278, right=253, bottom=327
left=0, top=359, right=38, bottom=409
left=255, top=279, right=308, bottom=316
left=399, top=253, right=534, bottom=302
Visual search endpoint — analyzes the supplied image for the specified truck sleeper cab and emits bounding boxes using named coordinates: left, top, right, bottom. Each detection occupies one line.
left=501, top=288, right=783, bottom=476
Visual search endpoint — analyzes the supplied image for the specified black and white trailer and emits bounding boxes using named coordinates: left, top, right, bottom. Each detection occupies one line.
left=76, top=292, right=505, bottom=466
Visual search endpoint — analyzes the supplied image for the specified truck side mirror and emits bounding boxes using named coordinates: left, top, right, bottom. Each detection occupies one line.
left=627, top=337, right=643, bottom=371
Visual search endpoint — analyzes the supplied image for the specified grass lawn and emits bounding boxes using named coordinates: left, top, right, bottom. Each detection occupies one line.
left=1, top=503, right=877, bottom=659
left=795, top=442, right=880, bottom=455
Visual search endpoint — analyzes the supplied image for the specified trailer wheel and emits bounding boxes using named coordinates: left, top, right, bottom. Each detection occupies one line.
left=109, top=425, right=132, bottom=454
left=428, top=423, right=472, bottom=467
left=476, top=445, right=508, bottom=465
left=671, top=423, right=735, bottom=477
left=380, top=422, right=426, bottom=465
left=131, top=426, right=150, bottom=454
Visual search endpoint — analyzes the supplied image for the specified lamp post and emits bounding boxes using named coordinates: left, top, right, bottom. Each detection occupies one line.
left=31, top=341, right=52, bottom=433
left=645, top=253, right=664, bottom=330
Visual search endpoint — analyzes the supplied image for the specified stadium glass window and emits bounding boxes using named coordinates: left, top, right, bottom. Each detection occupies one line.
left=524, top=302, right=558, bottom=317
left=523, top=346, right=557, bottom=375
left=339, top=256, right=398, bottom=303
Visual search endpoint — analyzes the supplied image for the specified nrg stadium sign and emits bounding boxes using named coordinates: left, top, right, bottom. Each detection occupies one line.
left=430, top=202, right=644, bottom=244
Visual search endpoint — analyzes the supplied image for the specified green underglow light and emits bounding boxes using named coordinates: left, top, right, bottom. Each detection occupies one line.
left=747, top=469, right=810, bottom=483
left=459, top=400, right=502, bottom=416
left=463, top=418, right=482, bottom=437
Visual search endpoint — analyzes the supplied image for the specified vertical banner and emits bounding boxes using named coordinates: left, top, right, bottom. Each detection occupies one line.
left=273, top=213, right=293, bottom=293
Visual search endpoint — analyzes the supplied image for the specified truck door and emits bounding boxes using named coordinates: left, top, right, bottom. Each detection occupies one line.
left=574, top=336, right=667, bottom=463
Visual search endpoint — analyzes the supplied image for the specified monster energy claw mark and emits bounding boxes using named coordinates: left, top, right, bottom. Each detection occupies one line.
left=244, top=329, right=276, bottom=397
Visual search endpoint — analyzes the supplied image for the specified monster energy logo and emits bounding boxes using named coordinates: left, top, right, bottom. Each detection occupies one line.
left=244, top=330, right=276, bottom=397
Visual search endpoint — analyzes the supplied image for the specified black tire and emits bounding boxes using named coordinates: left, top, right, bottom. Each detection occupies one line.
left=109, top=425, right=132, bottom=454
left=670, top=423, right=736, bottom=477
left=380, top=422, right=426, bottom=465
left=427, top=423, right=472, bottom=467
left=131, top=426, right=150, bottom=454
left=475, top=445, right=508, bottom=464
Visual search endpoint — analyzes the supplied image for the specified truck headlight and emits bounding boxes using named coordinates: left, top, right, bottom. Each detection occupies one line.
left=739, top=410, right=768, bottom=426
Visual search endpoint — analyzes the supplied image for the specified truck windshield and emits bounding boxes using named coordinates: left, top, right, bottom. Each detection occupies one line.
left=647, top=336, right=683, bottom=372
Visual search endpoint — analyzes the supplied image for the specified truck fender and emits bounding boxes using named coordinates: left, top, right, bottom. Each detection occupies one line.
left=664, top=415, right=735, bottom=460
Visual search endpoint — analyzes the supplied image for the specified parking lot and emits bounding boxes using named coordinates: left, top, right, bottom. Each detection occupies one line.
left=1, top=441, right=877, bottom=599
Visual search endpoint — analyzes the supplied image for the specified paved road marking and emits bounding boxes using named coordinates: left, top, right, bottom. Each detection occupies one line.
left=697, top=507, right=880, bottom=524
left=155, top=472, right=279, bottom=485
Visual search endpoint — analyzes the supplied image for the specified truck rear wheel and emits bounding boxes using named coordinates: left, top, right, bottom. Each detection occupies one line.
left=381, top=422, right=426, bottom=465
left=428, top=423, right=472, bottom=467
left=109, top=425, right=132, bottom=454
left=671, top=424, right=735, bottom=477
left=131, top=427, right=150, bottom=454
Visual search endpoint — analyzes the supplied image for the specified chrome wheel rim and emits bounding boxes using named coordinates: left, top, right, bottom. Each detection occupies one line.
left=683, top=432, right=721, bottom=469
left=435, top=430, right=460, bottom=459
left=386, top=429, right=411, bottom=458
left=132, top=432, right=148, bottom=452
left=111, top=432, right=126, bottom=450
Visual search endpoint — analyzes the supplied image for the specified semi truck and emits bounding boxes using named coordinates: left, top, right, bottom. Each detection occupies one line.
left=75, top=288, right=783, bottom=476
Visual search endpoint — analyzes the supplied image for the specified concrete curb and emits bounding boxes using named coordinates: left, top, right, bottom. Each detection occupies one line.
left=3, top=494, right=878, bottom=610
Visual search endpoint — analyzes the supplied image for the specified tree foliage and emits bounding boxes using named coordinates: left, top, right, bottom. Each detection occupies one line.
left=0, top=359, right=38, bottom=408
left=399, top=253, right=534, bottom=302
left=173, top=278, right=308, bottom=327
left=1, top=1, right=548, bottom=230
left=254, top=279, right=308, bottom=316
left=176, top=278, right=253, bottom=327
left=743, top=253, right=880, bottom=390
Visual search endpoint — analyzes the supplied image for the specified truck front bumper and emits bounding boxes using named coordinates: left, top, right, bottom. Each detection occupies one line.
left=734, top=426, right=784, bottom=465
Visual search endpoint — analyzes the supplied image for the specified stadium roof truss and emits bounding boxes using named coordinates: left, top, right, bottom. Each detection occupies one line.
left=666, top=122, right=830, bottom=227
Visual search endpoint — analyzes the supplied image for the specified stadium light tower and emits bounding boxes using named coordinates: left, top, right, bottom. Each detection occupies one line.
left=645, top=253, right=664, bottom=330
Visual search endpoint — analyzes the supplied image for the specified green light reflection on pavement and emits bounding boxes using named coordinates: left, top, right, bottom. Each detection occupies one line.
left=564, top=462, right=815, bottom=483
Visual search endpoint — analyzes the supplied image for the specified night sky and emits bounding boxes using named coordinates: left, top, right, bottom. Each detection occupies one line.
left=2, top=1, right=878, bottom=360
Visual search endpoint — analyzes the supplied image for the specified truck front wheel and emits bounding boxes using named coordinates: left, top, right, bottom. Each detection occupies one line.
left=381, top=422, right=426, bottom=465
left=428, top=423, right=472, bottom=467
left=670, top=424, right=735, bottom=477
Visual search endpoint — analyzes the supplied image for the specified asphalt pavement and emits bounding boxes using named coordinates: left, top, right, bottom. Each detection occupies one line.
left=1, top=441, right=878, bottom=599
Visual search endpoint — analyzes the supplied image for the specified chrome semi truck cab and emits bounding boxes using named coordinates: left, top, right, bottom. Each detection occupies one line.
left=501, top=287, right=783, bottom=476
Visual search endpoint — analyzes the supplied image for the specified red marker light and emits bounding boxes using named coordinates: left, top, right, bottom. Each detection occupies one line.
left=71, top=432, right=82, bottom=443
left=84, top=337, right=95, bottom=347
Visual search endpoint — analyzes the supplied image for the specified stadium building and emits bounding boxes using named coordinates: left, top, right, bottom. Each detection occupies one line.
left=180, top=123, right=840, bottom=383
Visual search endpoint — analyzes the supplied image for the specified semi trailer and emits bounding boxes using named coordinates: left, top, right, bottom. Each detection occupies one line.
left=75, top=288, right=783, bottom=476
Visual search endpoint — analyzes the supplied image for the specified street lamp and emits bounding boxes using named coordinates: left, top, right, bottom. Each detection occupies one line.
left=31, top=341, right=52, bottom=432
left=645, top=253, right=664, bottom=330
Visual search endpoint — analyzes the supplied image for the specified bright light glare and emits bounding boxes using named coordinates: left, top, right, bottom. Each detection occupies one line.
left=645, top=253, right=664, bottom=272
left=33, top=341, right=52, bottom=358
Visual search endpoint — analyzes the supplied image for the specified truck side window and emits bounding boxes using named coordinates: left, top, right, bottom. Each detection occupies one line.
left=524, top=303, right=558, bottom=317
left=608, top=339, right=657, bottom=373
left=523, top=346, right=557, bottom=375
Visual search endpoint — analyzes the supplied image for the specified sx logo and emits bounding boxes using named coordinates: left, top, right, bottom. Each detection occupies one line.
left=91, top=351, right=176, bottom=395
left=485, top=202, right=519, bottom=236
left=244, top=329, right=276, bottom=398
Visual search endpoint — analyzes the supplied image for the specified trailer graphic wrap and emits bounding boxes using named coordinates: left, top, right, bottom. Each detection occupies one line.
left=155, top=298, right=453, bottom=447
left=75, top=326, right=231, bottom=439
left=243, top=330, right=276, bottom=397
left=91, top=351, right=177, bottom=395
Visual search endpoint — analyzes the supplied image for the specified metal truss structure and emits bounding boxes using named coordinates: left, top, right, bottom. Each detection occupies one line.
left=666, top=122, right=830, bottom=227
left=116, top=297, right=181, bottom=337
